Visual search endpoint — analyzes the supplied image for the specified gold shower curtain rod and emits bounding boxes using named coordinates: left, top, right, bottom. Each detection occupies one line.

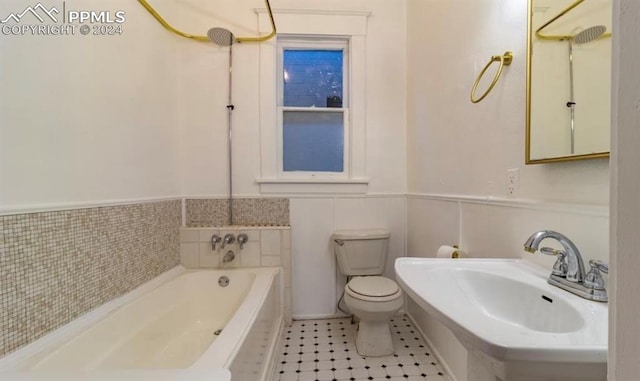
left=536, top=0, right=611, bottom=41
left=137, top=0, right=277, bottom=43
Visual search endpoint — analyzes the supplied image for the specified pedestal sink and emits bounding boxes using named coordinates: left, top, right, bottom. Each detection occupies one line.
left=395, top=258, right=607, bottom=381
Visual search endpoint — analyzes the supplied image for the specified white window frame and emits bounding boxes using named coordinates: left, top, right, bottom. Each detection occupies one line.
left=277, top=38, right=350, bottom=179
left=256, top=9, right=370, bottom=194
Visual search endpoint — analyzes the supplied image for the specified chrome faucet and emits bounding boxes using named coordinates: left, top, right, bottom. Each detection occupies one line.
left=524, top=230, right=607, bottom=302
left=524, top=230, right=586, bottom=282
left=237, top=233, right=249, bottom=249
left=222, top=250, right=235, bottom=263
left=221, top=233, right=235, bottom=249
left=211, top=234, right=222, bottom=251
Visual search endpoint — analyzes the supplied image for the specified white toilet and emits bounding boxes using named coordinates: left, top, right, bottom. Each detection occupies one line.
left=332, top=229, right=403, bottom=357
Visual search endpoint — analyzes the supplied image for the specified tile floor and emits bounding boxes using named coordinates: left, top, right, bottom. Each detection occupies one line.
left=271, top=316, right=450, bottom=381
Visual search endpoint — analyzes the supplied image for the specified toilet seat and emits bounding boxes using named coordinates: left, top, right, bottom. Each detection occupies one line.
left=346, top=276, right=401, bottom=302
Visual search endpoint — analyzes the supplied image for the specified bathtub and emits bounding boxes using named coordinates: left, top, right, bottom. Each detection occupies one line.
left=0, top=267, right=283, bottom=381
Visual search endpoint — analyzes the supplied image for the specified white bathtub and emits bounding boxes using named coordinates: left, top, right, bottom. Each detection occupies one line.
left=0, top=267, right=283, bottom=381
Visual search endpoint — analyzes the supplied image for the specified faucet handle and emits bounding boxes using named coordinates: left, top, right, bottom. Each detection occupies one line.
left=211, top=234, right=222, bottom=251
left=540, top=248, right=569, bottom=277
left=237, top=233, right=249, bottom=249
left=589, top=259, right=608, bottom=274
left=585, top=259, right=608, bottom=290
left=540, top=247, right=564, bottom=256
left=222, top=233, right=235, bottom=249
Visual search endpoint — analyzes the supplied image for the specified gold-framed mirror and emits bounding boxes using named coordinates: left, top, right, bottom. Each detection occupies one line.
left=526, top=0, right=611, bottom=164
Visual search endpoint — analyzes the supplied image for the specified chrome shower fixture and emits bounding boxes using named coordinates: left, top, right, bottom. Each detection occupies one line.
left=207, top=27, right=236, bottom=225
left=573, top=25, right=607, bottom=44
left=207, top=27, right=234, bottom=46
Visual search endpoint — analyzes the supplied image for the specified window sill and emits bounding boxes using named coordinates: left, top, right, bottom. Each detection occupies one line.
left=256, top=178, right=369, bottom=194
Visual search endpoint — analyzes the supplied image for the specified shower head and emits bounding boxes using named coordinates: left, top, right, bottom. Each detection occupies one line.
left=207, top=27, right=235, bottom=46
left=573, top=25, right=607, bottom=44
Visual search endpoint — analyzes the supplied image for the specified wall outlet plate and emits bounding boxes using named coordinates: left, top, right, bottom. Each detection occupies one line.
left=507, top=168, right=520, bottom=196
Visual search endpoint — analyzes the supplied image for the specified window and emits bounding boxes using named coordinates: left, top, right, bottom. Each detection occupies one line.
left=256, top=9, right=370, bottom=193
left=278, top=39, right=349, bottom=177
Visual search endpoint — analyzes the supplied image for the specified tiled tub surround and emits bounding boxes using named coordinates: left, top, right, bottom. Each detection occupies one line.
left=180, top=226, right=292, bottom=322
left=0, top=200, right=182, bottom=358
left=185, top=198, right=290, bottom=227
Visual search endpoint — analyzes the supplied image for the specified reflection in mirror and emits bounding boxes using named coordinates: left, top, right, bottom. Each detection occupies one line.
left=527, top=0, right=611, bottom=163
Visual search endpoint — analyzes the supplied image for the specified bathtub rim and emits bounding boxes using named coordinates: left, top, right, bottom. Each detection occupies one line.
left=191, top=266, right=282, bottom=369
left=0, top=266, right=281, bottom=373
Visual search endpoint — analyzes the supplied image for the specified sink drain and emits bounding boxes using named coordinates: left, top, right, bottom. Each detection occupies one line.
left=214, top=329, right=223, bottom=336
left=218, top=276, right=229, bottom=287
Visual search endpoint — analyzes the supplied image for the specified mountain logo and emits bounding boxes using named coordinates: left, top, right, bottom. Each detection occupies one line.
left=1, top=3, right=60, bottom=24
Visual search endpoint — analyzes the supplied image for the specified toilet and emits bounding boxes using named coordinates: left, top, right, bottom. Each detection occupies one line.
left=332, top=229, right=403, bottom=357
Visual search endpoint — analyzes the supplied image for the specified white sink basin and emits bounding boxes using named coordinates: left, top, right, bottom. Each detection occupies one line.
left=395, top=258, right=608, bottom=365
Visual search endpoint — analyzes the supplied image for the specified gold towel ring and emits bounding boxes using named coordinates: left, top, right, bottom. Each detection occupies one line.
left=470, top=51, right=513, bottom=104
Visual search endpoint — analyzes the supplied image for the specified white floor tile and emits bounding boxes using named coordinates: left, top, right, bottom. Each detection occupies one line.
left=270, top=316, right=450, bottom=381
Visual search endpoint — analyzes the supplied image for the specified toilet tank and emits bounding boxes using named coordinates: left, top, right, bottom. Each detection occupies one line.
left=332, top=229, right=390, bottom=276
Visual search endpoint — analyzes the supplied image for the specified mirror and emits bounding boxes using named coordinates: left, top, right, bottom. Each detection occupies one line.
left=526, top=0, right=611, bottom=164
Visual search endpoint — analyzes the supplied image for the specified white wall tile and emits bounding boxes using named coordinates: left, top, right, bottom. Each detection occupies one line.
left=290, top=198, right=337, bottom=318
left=180, top=243, right=200, bottom=268
left=199, top=242, right=219, bottom=268
left=282, top=229, right=291, bottom=250
left=407, top=197, right=460, bottom=258
left=199, top=229, right=220, bottom=243
left=180, top=228, right=199, bottom=243
left=282, top=249, right=292, bottom=285
left=262, top=255, right=282, bottom=267
left=240, top=242, right=261, bottom=267
left=238, top=229, right=260, bottom=242
left=261, top=230, right=282, bottom=256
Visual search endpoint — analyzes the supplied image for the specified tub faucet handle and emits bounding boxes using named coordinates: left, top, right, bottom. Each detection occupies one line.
left=237, top=233, right=249, bottom=249
left=211, top=234, right=222, bottom=251
left=222, top=233, right=235, bottom=249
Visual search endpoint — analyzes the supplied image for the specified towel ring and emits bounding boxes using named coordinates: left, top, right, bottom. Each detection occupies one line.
left=470, top=51, right=513, bottom=104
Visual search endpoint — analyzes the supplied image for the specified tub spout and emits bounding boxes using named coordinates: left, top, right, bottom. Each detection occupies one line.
left=223, top=250, right=235, bottom=263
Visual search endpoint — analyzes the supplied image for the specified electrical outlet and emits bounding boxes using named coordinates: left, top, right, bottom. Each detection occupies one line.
left=507, top=168, right=520, bottom=196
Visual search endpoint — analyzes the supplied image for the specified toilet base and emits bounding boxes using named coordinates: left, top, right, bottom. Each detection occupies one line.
left=355, top=320, right=394, bottom=357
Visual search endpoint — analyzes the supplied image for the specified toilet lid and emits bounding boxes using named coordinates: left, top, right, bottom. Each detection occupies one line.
left=347, top=276, right=400, bottom=297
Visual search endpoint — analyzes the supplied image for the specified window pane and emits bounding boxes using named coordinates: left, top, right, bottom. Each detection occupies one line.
left=283, top=112, right=344, bottom=172
left=283, top=50, right=344, bottom=108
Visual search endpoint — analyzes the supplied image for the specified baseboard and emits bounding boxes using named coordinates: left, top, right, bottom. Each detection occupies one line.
left=405, top=312, right=459, bottom=381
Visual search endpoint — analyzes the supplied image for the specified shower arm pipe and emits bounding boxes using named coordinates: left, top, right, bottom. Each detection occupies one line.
left=137, top=0, right=277, bottom=43
left=535, top=0, right=611, bottom=41
left=568, top=41, right=576, bottom=155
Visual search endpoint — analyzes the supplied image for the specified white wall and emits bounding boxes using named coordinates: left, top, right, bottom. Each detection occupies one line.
left=0, top=0, right=407, bottom=318
left=0, top=0, right=181, bottom=211
left=407, top=0, right=609, bottom=204
left=178, top=0, right=408, bottom=197
left=609, top=0, right=640, bottom=378
left=174, top=0, right=408, bottom=318
left=406, top=1, right=610, bottom=380
left=290, top=196, right=405, bottom=318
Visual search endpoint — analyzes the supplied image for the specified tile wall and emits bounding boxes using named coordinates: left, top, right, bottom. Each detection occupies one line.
left=0, top=200, right=182, bottom=358
left=185, top=198, right=290, bottom=227
left=180, top=226, right=292, bottom=322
